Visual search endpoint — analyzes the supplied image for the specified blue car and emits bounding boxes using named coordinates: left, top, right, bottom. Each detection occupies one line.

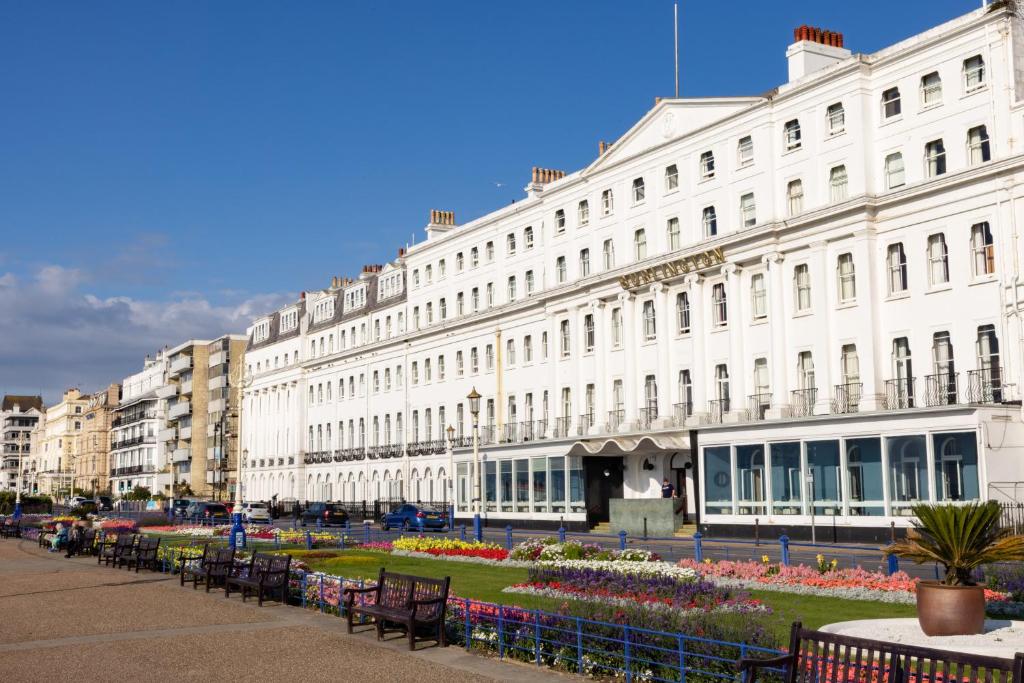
left=381, top=504, right=447, bottom=531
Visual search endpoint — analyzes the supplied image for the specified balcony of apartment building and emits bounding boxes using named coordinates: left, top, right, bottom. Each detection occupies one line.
left=168, top=354, right=193, bottom=378
left=208, top=398, right=227, bottom=413
left=111, top=434, right=155, bottom=450
left=155, top=383, right=178, bottom=400
left=179, top=377, right=194, bottom=397
left=882, top=368, right=1008, bottom=411
left=167, top=398, right=191, bottom=421
left=109, top=464, right=156, bottom=478
left=171, top=446, right=191, bottom=464
left=208, top=373, right=227, bottom=390
left=159, top=426, right=178, bottom=442
left=111, top=408, right=157, bottom=429
left=208, top=349, right=228, bottom=368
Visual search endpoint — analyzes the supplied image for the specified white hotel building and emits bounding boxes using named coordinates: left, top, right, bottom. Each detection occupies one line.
left=243, top=5, right=1024, bottom=541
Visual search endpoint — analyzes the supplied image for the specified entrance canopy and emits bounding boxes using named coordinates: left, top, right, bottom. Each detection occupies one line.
left=567, top=434, right=690, bottom=457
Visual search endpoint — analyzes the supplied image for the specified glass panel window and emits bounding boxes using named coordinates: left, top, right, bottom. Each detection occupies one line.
left=666, top=217, right=680, bottom=250
left=549, top=456, right=566, bottom=510
left=634, top=229, right=647, bottom=261
left=967, top=125, right=991, bottom=165
left=971, top=222, right=995, bottom=276
left=736, top=445, right=766, bottom=514
left=740, top=193, right=756, bottom=227
left=927, top=233, right=949, bottom=286
left=632, top=177, right=645, bottom=204
left=701, top=206, right=717, bottom=238
left=882, top=87, right=901, bottom=118
left=847, top=438, right=884, bottom=516
left=888, top=435, right=928, bottom=515
left=807, top=440, right=841, bottom=515
left=699, top=150, right=715, bottom=180
left=829, top=165, right=848, bottom=203
left=887, top=243, right=908, bottom=295
left=676, top=292, right=691, bottom=333
left=712, top=283, right=727, bottom=326
left=826, top=102, right=845, bottom=135
left=664, top=164, right=678, bottom=192
left=569, top=457, right=584, bottom=511
left=578, top=200, right=589, bottom=226
left=750, top=273, right=767, bottom=320
left=703, top=446, right=732, bottom=515
left=925, top=139, right=946, bottom=177
left=934, top=432, right=979, bottom=502
left=787, top=180, right=803, bottom=216
left=794, top=264, right=811, bottom=312
left=837, top=253, right=856, bottom=303
left=783, top=120, right=801, bottom=151
left=770, top=442, right=802, bottom=515
left=737, top=135, right=754, bottom=166
left=515, top=458, right=530, bottom=512
left=963, top=55, right=985, bottom=92
left=531, top=457, right=549, bottom=512
left=920, top=71, right=942, bottom=106
left=885, top=152, right=905, bottom=189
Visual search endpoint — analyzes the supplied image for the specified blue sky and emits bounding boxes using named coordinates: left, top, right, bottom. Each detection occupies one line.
left=0, top=0, right=978, bottom=402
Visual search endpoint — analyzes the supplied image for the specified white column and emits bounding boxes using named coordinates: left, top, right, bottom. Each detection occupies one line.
left=573, top=303, right=586, bottom=436
left=809, top=241, right=834, bottom=415
left=547, top=311, right=561, bottom=437
left=723, top=264, right=745, bottom=420
left=684, top=274, right=706, bottom=422
left=591, top=300, right=607, bottom=435
left=763, top=253, right=789, bottom=418
left=652, top=283, right=673, bottom=427
left=618, top=292, right=638, bottom=430
left=851, top=229, right=883, bottom=410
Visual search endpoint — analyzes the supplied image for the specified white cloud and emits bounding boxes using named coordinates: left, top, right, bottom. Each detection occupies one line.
left=0, top=265, right=292, bottom=404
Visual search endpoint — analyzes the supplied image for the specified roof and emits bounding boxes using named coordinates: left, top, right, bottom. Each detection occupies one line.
left=2, top=395, right=44, bottom=412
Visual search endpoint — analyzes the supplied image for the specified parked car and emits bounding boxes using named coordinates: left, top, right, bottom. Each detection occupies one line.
left=67, top=495, right=90, bottom=508
left=241, top=502, right=271, bottom=523
left=300, top=502, right=349, bottom=527
left=381, top=504, right=447, bottom=531
left=186, top=502, right=230, bottom=522
left=96, top=496, right=113, bottom=511
left=171, top=498, right=194, bottom=517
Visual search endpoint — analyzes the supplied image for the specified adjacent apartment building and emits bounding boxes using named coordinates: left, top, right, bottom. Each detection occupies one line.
left=29, top=389, right=88, bottom=497
left=241, top=4, right=1024, bottom=540
left=74, top=384, right=122, bottom=494
left=1, top=395, right=43, bottom=492
left=110, top=353, right=170, bottom=496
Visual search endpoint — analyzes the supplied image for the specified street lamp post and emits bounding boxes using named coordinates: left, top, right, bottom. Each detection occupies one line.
left=445, top=425, right=455, bottom=529
left=229, top=367, right=252, bottom=550
left=467, top=387, right=482, bottom=542
left=13, top=431, right=25, bottom=520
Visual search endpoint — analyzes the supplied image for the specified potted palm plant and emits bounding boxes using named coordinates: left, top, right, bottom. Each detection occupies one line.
left=885, top=501, right=1024, bottom=636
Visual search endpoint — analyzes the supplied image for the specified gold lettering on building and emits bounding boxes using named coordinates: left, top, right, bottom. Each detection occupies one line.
left=618, top=247, right=725, bottom=289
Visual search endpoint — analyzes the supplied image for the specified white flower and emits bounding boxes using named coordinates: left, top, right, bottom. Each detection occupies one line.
left=537, top=559, right=698, bottom=581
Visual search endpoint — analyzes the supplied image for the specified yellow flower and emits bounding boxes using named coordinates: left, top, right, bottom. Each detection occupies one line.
left=761, top=555, right=770, bottom=564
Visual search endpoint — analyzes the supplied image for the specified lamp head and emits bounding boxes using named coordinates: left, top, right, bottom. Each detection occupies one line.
left=466, top=387, right=481, bottom=416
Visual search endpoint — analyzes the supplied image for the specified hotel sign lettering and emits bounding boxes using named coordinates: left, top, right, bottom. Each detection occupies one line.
left=618, top=247, right=725, bottom=289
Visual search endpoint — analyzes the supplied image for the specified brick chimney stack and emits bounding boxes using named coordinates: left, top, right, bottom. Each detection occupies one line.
left=787, top=24, right=851, bottom=82
left=531, top=167, right=566, bottom=184
left=429, top=209, right=456, bottom=226
left=598, top=141, right=611, bottom=156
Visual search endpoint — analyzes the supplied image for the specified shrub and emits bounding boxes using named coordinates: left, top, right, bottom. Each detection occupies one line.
left=137, top=512, right=171, bottom=527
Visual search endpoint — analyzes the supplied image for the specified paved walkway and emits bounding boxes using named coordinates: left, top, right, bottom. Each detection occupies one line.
left=0, top=540, right=564, bottom=682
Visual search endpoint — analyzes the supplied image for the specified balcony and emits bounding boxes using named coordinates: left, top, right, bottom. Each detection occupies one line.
left=831, top=383, right=862, bottom=414
left=159, top=426, right=178, bottom=442
left=179, top=425, right=192, bottom=441
left=112, top=435, right=154, bottom=449
left=577, top=413, right=596, bottom=436
left=885, top=378, right=916, bottom=410
left=965, top=368, right=1004, bottom=404
left=208, top=350, right=227, bottom=367
left=552, top=416, right=573, bottom=439
left=479, top=425, right=497, bottom=445
left=179, top=379, right=194, bottom=396
left=748, top=394, right=771, bottom=421
left=790, top=388, right=817, bottom=418
left=606, top=409, right=625, bottom=432
left=110, top=465, right=154, bottom=478
left=169, top=355, right=193, bottom=377
left=171, top=447, right=191, bottom=463
left=155, top=384, right=178, bottom=400
left=208, top=374, right=227, bottom=390
left=208, top=398, right=226, bottom=414
left=637, top=406, right=657, bottom=431
left=705, top=399, right=729, bottom=424
left=111, top=409, right=156, bottom=428
left=168, top=400, right=191, bottom=420
left=924, top=373, right=959, bottom=407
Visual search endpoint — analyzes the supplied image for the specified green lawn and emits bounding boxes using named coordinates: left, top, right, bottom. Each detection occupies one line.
left=290, top=548, right=915, bottom=637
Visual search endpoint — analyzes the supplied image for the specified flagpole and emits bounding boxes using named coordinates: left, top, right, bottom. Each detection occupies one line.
left=674, top=3, right=679, bottom=98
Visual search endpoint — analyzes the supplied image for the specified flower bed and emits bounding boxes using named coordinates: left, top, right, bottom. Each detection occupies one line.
left=506, top=563, right=767, bottom=616
left=99, top=518, right=138, bottom=532
left=509, top=537, right=659, bottom=563
left=392, top=536, right=510, bottom=561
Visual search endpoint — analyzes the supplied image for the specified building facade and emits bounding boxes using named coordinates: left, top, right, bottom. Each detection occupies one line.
left=110, top=354, right=170, bottom=496
left=29, top=389, right=88, bottom=497
left=74, top=384, right=121, bottom=494
left=160, top=335, right=247, bottom=499
left=1, top=396, right=43, bottom=492
left=241, top=5, right=1024, bottom=540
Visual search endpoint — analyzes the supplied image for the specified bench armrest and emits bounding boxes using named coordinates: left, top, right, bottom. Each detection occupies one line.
left=343, top=585, right=378, bottom=606
left=737, top=654, right=794, bottom=683
left=410, top=596, right=445, bottom=618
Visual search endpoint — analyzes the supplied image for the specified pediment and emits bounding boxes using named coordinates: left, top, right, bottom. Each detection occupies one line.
left=585, top=97, right=764, bottom=174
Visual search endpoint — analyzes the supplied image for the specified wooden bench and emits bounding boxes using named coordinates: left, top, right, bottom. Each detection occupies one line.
left=224, top=552, right=291, bottom=606
left=120, top=537, right=161, bottom=572
left=178, top=543, right=213, bottom=588
left=98, top=534, right=135, bottom=567
left=738, top=621, right=1024, bottom=683
left=74, top=528, right=98, bottom=557
left=344, top=568, right=450, bottom=651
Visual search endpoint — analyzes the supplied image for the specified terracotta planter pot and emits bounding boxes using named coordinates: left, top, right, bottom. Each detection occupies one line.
left=916, top=580, right=985, bottom=636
